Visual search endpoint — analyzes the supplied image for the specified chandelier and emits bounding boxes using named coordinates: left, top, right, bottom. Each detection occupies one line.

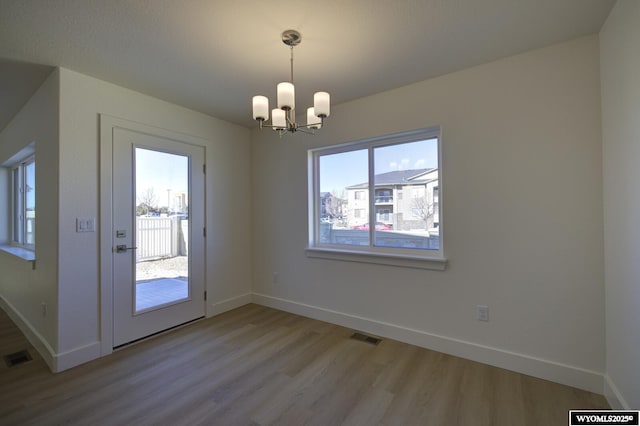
left=252, top=30, right=330, bottom=135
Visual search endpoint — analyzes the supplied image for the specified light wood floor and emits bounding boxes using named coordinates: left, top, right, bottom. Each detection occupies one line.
left=0, top=304, right=608, bottom=425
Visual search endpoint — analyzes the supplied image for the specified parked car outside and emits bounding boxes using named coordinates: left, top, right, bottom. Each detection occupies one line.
left=351, top=222, right=392, bottom=231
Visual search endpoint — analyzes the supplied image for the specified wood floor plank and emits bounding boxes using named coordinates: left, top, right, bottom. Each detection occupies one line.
left=0, top=304, right=609, bottom=425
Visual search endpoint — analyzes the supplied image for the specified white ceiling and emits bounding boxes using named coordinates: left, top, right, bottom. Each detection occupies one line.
left=0, top=0, right=615, bottom=130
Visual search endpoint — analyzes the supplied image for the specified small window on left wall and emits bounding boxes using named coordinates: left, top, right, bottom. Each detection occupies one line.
left=11, top=156, right=36, bottom=249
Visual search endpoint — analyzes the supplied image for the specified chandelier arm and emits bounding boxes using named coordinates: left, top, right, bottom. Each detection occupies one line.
left=258, top=121, right=286, bottom=130
left=295, top=127, right=315, bottom=135
left=296, top=123, right=316, bottom=129
left=297, top=116, right=325, bottom=130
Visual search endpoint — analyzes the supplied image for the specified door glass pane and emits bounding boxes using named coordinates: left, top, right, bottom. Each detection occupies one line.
left=134, top=148, right=190, bottom=313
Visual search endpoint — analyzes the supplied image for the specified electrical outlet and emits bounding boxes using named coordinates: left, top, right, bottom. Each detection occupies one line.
left=476, top=305, right=489, bottom=322
left=41, top=303, right=47, bottom=317
left=272, top=272, right=279, bottom=284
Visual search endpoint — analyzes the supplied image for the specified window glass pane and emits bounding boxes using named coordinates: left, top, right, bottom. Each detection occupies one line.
left=318, top=149, right=369, bottom=246
left=12, top=167, right=20, bottom=243
left=24, top=160, right=35, bottom=245
left=373, top=138, right=439, bottom=250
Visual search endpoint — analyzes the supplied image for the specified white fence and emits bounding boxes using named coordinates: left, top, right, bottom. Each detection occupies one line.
left=136, top=217, right=188, bottom=261
left=319, top=225, right=440, bottom=250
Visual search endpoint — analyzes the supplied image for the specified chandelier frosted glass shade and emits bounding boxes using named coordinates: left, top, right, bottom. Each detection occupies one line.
left=252, top=96, right=269, bottom=121
left=307, top=107, right=321, bottom=129
left=277, top=82, right=295, bottom=110
left=314, top=92, right=330, bottom=118
left=272, top=109, right=286, bottom=130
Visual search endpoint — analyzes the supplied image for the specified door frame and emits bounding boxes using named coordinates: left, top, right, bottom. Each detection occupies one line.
left=99, top=115, right=207, bottom=356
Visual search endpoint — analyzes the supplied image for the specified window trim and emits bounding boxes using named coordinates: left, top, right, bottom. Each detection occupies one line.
left=307, top=127, right=446, bottom=270
left=1, top=142, right=36, bottom=262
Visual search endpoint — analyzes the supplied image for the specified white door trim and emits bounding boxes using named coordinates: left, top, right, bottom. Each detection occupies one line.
left=99, top=115, right=208, bottom=356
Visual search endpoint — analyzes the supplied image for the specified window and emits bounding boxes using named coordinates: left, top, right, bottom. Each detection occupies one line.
left=377, top=208, right=391, bottom=221
left=11, top=156, right=36, bottom=249
left=308, top=127, right=444, bottom=268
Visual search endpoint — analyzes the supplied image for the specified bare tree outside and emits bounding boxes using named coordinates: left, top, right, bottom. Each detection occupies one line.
left=328, top=190, right=347, bottom=220
left=137, top=187, right=158, bottom=216
left=411, top=195, right=435, bottom=227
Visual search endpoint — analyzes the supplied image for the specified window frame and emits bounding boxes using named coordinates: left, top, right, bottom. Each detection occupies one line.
left=10, top=155, right=36, bottom=250
left=307, top=127, right=446, bottom=270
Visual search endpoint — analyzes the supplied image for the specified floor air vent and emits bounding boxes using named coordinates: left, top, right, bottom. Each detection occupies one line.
left=3, top=350, right=32, bottom=367
left=350, top=332, right=382, bottom=345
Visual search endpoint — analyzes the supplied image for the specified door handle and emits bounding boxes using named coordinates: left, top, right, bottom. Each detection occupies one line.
left=115, top=245, right=137, bottom=253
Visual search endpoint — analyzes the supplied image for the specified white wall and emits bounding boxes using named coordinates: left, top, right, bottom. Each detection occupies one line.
left=0, top=69, right=59, bottom=365
left=251, top=36, right=605, bottom=392
left=600, top=0, right=640, bottom=410
left=56, top=68, right=251, bottom=368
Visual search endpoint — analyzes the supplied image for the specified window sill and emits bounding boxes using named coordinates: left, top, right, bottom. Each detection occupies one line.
left=305, top=247, right=447, bottom=271
left=0, top=245, right=36, bottom=262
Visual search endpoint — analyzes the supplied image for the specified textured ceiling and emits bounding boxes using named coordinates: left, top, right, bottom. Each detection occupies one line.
left=0, top=0, right=615, bottom=130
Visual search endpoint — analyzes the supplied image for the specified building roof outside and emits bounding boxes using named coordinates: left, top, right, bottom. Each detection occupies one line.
left=346, top=168, right=436, bottom=189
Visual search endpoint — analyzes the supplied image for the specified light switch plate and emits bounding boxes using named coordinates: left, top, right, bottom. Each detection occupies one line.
left=76, top=217, right=96, bottom=233
left=476, top=305, right=489, bottom=322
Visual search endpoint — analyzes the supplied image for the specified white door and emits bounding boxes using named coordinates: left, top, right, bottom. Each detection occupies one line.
left=112, top=127, right=205, bottom=347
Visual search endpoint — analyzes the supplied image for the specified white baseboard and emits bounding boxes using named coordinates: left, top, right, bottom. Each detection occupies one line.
left=54, top=341, right=102, bottom=372
left=604, top=375, right=629, bottom=409
left=208, top=292, right=252, bottom=317
left=252, top=293, right=604, bottom=394
left=2, top=290, right=609, bottom=392
left=0, top=295, right=56, bottom=371
left=1, top=295, right=103, bottom=372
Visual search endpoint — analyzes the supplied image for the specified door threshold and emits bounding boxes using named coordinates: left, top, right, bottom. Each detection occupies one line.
left=113, top=316, right=205, bottom=350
